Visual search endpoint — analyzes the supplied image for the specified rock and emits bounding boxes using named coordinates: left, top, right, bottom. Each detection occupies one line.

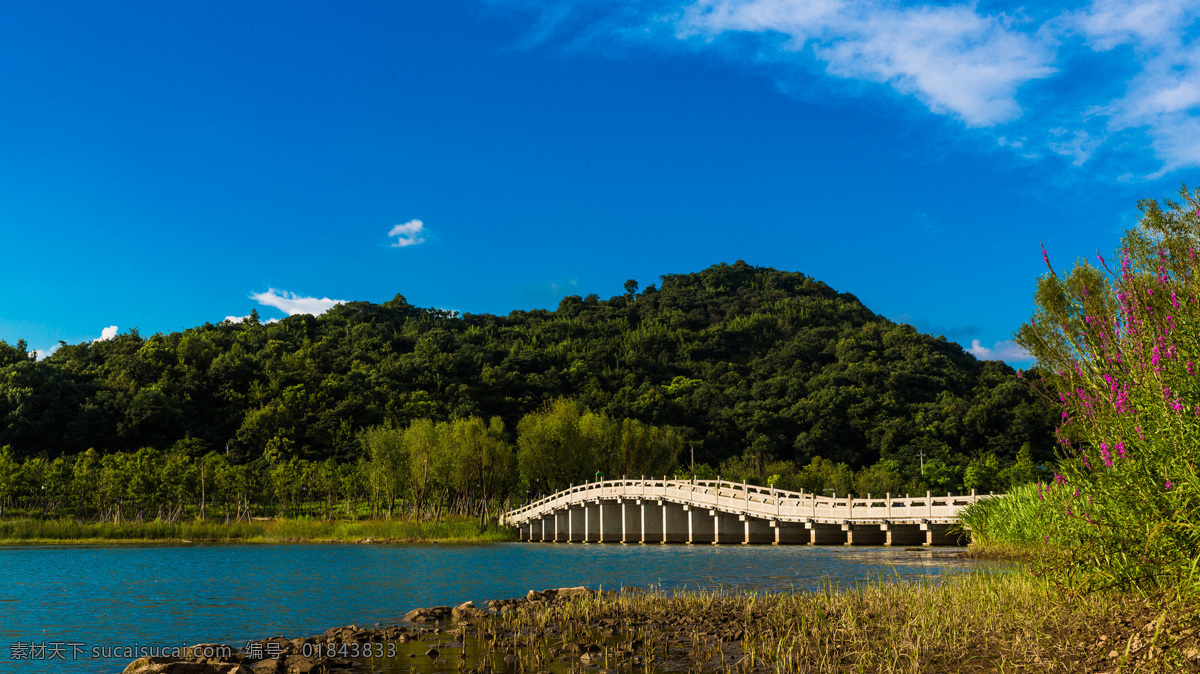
left=123, top=657, right=173, bottom=673
left=403, top=606, right=452, bottom=623
left=185, top=645, right=240, bottom=661
left=250, top=660, right=283, bottom=674
left=425, top=647, right=440, bottom=659
left=452, top=602, right=488, bottom=624
left=124, top=664, right=244, bottom=674
left=555, top=587, right=592, bottom=599
left=281, top=656, right=329, bottom=674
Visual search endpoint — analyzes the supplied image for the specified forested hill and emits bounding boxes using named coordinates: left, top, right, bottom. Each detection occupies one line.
left=0, top=261, right=1055, bottom=475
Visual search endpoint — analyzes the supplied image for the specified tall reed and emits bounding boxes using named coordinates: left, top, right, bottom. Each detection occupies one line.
left=1017, top=185, right=1200, bottom=596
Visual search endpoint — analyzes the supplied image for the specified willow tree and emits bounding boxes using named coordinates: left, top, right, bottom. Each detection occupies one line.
left=516, top=398, right=595, bottom=496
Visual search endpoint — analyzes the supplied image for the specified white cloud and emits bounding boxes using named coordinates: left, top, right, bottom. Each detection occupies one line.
left=93, top=325, right=118, bottom=343
left=676, top=0, right=1058, bottom=126
left=31, top=344, right=60, bottom=360
left=1066, top=0, right=1200, bottom=176
left=250, top=289, right=346, bottom=316
left=966, top=339, right=1034, bottom=362
left=496, top=0, right=1200, bottom=176
left=223, top=314, right=280, bottom=325
left=1046, top=127, right=1105, bottom=166
left=1072, top=0, right=1197, bottom=52
left=389, top=219, right=427, bottom=248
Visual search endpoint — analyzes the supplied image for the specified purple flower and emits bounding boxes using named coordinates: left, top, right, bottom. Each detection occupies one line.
left=1166, top=481, right=1174, bottom=490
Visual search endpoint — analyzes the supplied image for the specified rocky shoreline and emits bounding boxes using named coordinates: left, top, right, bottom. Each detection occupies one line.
left=122, top=575, right=1200, bottom=674
left=121, top=586, right=625, bottom=674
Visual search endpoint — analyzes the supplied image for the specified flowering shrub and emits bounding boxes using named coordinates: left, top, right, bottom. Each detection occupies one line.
left=1016, top=184, right=1200, bottom=595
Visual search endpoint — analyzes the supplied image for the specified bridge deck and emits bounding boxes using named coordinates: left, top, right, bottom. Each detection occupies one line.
left=504, top=478, right=990, bottom=525
left=501, top=479, right=993, bottom=546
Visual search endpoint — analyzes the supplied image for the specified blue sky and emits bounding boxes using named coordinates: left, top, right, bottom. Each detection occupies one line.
left=2, top=0, right=1199, bottom=366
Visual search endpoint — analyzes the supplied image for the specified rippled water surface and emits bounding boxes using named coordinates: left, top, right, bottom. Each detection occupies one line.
left=0, top=542, right=989, bottom=673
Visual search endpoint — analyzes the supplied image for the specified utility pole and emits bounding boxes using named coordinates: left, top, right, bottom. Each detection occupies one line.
left=918, top=448, right=926, bottom=475
left=689, top=443, right=695, bottom=471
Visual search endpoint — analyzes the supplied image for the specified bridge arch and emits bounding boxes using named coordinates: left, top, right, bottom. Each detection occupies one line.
left=502, top=478, right=992, bottom=546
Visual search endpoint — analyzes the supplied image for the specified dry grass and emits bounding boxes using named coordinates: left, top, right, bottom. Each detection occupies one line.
left=486, top=572, right=1200, bottom=673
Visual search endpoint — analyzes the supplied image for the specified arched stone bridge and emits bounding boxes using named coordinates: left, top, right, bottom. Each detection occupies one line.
left=501, top=478, right=994, bottom=546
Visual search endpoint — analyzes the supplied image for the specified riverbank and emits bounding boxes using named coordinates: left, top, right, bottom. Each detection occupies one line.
left=120, top=570, right=1200, bottom=673
left=0, top=516, right=514, bottom=544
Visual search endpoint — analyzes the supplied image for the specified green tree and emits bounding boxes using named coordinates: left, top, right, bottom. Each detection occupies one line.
left=72, top=448, right=100, bottom=516
left=0, top=445, right=17, bottom=517
left=360, top=425, right=407, bottom=518
left=516, top=398, right=595, bottom=495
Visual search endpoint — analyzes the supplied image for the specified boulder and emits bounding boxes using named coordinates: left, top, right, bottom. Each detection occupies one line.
left=402, top=606, right=452, bottom=623
left=124, top=663, right=245, bottom=674
left=451, top=601, right=488, bottom=624
left=250, top=660, right=283, bottom=674
left=123, top=657, right=174, bottom=673
left=281, top=655, right=329, bottom=674
left=184, top=644, right=240, bottom=661
left=554, top=587, right=592, bottom=599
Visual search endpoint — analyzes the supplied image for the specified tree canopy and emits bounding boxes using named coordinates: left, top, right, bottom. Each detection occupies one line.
left=0, top=261, right=1056, bottom=483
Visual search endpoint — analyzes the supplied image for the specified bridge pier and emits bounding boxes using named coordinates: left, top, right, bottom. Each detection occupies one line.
left=639, top=500, right=664, bottom=543
left=741, top=515, right=773, bottom=544
left=519, top=521, right=531, bottom=541
left=712, top=511, right=742, bottom=544
left=843, top=523, right=886, bottom=545
left=598, top=501, right=622, bottom=542
left=922, top=522, right=963, bottom=546
left=807, top=522, right=846, bottom=545
left=663, top=502, right=688, bottom=543
left=552, top=510, right=568, bottom=542
left=686, top=505, right=715, bottom=544
left=621, top=501, right=641, bottom=543
left=772, top=520, right=809, bottom=545
left=882, top=522, right=923, bottom=546
left=584, top=502, right=603, bottom=542
left=568, top=505, right=585, bottom=542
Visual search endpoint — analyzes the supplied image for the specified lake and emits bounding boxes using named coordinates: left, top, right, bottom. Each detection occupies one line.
left=0, top=542, right=990, bottom=673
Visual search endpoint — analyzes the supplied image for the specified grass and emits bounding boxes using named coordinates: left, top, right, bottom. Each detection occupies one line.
left=0, top=516, right=516, bottom=544
left=956, top=482, right=1066, bottom=560
left=485, top=571, right=1200, bottom=673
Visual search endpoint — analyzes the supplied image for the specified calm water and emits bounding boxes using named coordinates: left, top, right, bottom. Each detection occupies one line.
left=0, top=542, right=988, bottom=673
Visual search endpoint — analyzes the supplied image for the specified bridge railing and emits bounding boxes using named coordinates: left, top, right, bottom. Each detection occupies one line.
left=503, top=477, right=997, bottom=524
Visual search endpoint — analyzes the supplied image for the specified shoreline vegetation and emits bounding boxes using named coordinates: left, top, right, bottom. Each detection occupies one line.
left=121, top=574, right=1200, bottom=674
left=0, top=515, right=514, bottom=545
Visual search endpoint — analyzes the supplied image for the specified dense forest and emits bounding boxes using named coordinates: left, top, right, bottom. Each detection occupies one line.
left=0, top=261, right=1057, bottom=518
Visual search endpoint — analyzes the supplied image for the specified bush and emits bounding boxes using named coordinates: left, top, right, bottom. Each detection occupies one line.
left=1016, top=184, right=1200, bottom=595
